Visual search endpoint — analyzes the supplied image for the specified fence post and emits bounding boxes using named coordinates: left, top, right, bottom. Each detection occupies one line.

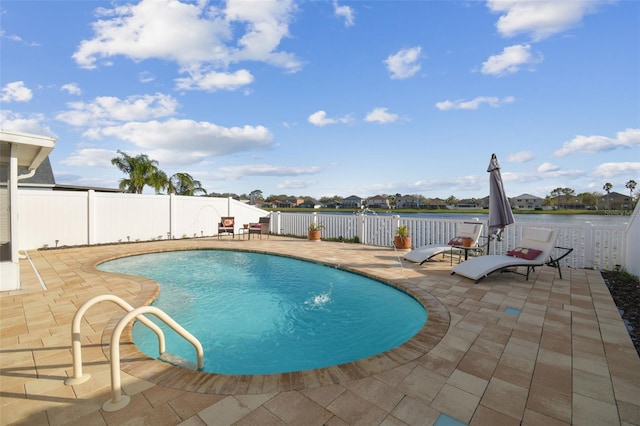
left=357, top=214, right=366, bottom=244
left=584, top=222, right=595, bottom=269
left=87, top=190, right=95, bottom=245
left=169, top=194, right=176, bottom=240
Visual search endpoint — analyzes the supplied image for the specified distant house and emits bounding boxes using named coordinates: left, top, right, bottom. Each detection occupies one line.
left=424, top=198, right=447, bottom=209
left=396, top=195, right=420, bottom=209
left=325, top=199, right=342, bottom=209
left=454, top=199, right=481, bottom=209
left=512, top=193, right=543, bottom=210
left=599, top=191, right=632, bottom=210
left=342, top=195, right=363, bottom=209
left=366, top=195, right=390, bottom=209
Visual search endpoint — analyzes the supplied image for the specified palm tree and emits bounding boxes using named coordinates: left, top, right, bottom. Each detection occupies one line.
left=111, top=150, right=163, bottom=194
left=167, top=172, right=207, bottom=196
left=626, top=179, right=637, bottom=210
left=603, top=182, right=613, bottom=211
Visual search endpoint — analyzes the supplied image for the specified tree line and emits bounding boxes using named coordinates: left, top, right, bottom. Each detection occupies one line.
left=111, top=151, right=637, bottom=210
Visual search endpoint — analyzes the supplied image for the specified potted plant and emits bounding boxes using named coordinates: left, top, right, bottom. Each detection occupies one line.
left=394, top=224, right=411, bottom=249
left=308, top=222, right=324, bottom=241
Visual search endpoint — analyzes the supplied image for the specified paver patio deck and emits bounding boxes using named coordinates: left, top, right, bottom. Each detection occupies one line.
left=1, top=236, right=638, bottom=425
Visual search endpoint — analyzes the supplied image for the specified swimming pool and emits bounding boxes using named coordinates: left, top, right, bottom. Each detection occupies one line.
left=98, top=250, right=427, bottom=375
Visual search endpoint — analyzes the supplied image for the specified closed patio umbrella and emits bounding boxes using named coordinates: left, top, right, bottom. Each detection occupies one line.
left=487, top=153, right=515, bottom=252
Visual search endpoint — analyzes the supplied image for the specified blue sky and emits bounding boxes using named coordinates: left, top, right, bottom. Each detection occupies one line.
left=2, top=0, right=639, bottom=200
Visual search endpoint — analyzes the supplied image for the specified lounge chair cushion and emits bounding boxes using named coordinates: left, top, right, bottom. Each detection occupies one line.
left=448, top=237, right=474, bottom=247
left=507, top=247, right=543, bottom=260
left=223, top=218, right=234, bottom=227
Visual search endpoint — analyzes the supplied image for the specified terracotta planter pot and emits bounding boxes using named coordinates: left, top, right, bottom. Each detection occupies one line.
left=308, top=230, right=321, bottom=241
left=394, top=236, right=411, bottom=249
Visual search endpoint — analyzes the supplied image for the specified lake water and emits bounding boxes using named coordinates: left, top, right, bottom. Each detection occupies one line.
left=319, top=211, right=630, bottom=226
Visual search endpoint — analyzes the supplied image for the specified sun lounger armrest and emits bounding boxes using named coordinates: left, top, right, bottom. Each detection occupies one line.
left=545, top=246, right=574, bottom=279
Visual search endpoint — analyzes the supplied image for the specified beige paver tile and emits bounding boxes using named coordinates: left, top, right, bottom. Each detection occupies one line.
left=456, top=349, right=499, bottom=381
left=572, top=393, right=620, bottom=425
left=300, top=384, right=345, bottom=407
left=396, top=365, right=447, bottom=405
left=480, top=377, right=528, bottom=420
left=233, top=406, right=287, bottom=425
left=573, top=368, right=616, bottom=403
left=526, top=383, right=571, bottom=424
left=446, top=369, right=488, bottom=397
left=343, top=376, right=405, bottom=412
left=390, top=395, right=439, bottom=425
left=521, top=408, right=570, bottom=426
left=326, top=390, right=388, bottom=425
left=471, top=405, right=521, bottom=426
left=197, top=395, right=252, bottom=426
left=264, top=391, right=332, bottom=425
left=430, top=383, right=481, bottom=424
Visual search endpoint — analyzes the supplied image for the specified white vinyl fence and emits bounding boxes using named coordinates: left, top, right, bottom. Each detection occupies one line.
left=270, top=210, right=637, bottom=274
left=17, top=190, right=639, bottom=276
left=17, top=190, right=268, bottom=249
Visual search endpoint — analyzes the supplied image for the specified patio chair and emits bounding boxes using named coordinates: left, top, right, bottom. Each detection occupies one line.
left=451, top=227, right=573, bottom=283
left=218, top=216, right=235, bottom=239
left=404, top=221, right=484, bottom=265
left=249, top=217, right=270, bottom=239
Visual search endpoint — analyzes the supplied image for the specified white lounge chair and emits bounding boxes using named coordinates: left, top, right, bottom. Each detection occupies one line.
left=404, top=222, right=484, bottom=265
left=451, top=227, right=573, bottom=283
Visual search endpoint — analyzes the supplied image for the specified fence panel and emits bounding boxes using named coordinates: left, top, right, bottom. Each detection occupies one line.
left=18, top=190, right=89, bottom=249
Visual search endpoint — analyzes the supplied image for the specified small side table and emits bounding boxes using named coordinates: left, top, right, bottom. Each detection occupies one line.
left=450, top=245, right=483, bottom=264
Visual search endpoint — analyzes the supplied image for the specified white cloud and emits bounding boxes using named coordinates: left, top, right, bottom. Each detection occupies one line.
left=138, top=71, right=155, bottom=83
left=61, top=83, right=82, bottom=95
left=83, top=118, right=274, bottom=165
left=593, top=162, right=640, bottom=178
left=487, top=0, right=602, bottom=41
left=435, top=96, right=514, bottom=111
left=60, top=148, right=117, bottom=167
left=384, top=46, right=422, bottom=80
left=56, top=93, right=179, bottom=127
left=175, top=69, right=254, bottom=92
left=554, top=128, right=640, bottom=157
left=333, top=1, right=355, bottom=27
left=481, top=44, right=541, bottom=76
left=506, top=151, right=534, bottom=163
left=364, top=107, right=399, bottom=123
left=538, top=162, right=559, bottom=173
left=1, top=81, right=33, bottom=102
left=278, top=179, right=317, bottom=189
left=214, top=164, right=321, bottom=179
left=307, top=110, right=351, bottom=126
left=0, top=110, right=54, bottom=136
left=72, top=0, right=302, bottom=85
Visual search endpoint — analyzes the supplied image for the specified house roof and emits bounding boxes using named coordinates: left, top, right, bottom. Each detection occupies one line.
left=1, top=129, right=56, bottom=170
left=18, top=156, right=56, bottom=187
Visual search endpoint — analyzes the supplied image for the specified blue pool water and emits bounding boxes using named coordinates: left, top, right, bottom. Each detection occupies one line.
left=98, top=250, right=427, bottom=375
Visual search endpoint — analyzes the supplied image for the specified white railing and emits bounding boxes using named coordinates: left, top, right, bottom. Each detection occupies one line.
left=270, top=212, right=630, bottom=272
left=64, top=295, right=203, bottom=412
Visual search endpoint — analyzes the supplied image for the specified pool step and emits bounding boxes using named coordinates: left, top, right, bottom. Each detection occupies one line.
left=159, top=352, right=198, bottom=370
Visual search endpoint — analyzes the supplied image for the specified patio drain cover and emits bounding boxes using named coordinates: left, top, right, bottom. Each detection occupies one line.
left=504, top=307, right=521, bottom=316
left=434, top=414, right=467, bottom=426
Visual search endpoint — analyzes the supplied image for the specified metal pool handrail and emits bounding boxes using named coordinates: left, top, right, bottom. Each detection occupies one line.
left=64, top=294, right=166, bottom=386
left=103, top=305, right=204, bottom=412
